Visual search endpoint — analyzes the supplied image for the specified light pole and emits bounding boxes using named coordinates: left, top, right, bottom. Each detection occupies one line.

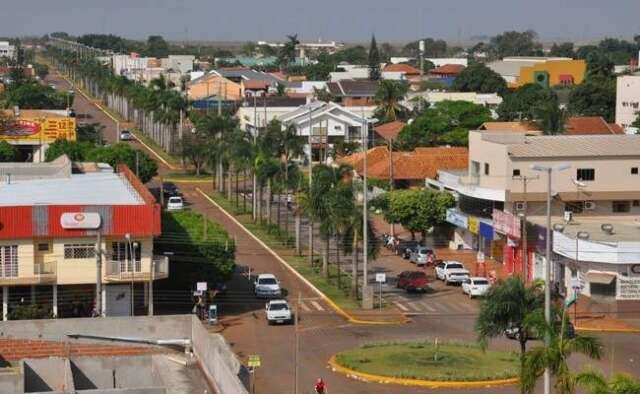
left=125, top=233, right=138, bottom=316
left=531, top=163, right=569, bottom=394
left=362, top=117, right=369, bottom=304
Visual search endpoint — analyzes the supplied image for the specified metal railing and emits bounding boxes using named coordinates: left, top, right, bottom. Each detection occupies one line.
left=34, top=261, right=56, bottom=276
left=459, top=174, right=480, bottom=186
left=153, top=256, right=169, bottom=276
left=105, top=256, right=168, bottom=279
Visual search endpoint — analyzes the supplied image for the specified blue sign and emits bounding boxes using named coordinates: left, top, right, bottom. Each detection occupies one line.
left=479, top=222, right=494, bottom=241
left=446, top=208, right=468, bottom=228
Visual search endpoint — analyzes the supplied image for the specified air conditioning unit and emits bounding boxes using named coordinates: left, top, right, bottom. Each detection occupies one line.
left=515, top=202, right=526, bottom=212
left=584, top=201, right=596, bottom=210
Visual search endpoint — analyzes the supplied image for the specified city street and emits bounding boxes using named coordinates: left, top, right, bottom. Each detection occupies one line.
left=45, top=66, right=640, bottom=394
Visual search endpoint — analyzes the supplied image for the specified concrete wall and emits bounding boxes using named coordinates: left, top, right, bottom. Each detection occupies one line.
left=616, top=75, right=640, bottom=129
left=70, top=355, right=158, bottom=390
left=23, top=357, right=72, bottom=393
left=0, top=368, right=23, bottom=394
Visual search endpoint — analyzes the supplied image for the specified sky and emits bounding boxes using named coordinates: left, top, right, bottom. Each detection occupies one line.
left=2, top=0, right=640, bottom=43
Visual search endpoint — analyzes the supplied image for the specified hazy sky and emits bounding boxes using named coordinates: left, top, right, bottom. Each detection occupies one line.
left=3, top=0, right=639, bottom=43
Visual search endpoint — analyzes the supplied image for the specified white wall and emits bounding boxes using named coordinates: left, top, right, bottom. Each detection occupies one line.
left=616, top=75, right=640, bottom=130
left=426, top=58, right=468, bottom=67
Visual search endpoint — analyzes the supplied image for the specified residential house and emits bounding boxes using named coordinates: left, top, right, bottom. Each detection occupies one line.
left=405, top=92, right=503, bottom=112
left=487, top=56, right=585, bottom=88
left=215, top=68, right=286, bottom=97
left=329, top=64, right=369, bottom=81
left=326, top=79, right=379, bottom=107
left=615, top=75, right=640, bottom=132
left=426, top=58, right=468, bottom=68
left=186, top=72, right=243, bottom=101
left=382, top=63, right=420, bottom=81
left=0, top=41, right=15, bottom=60
left=564, top=116, right=624, bottom=135
left=236, top=96, right=307, bottom=132
left=373, top=121, right=406, bottom=144
left=429, top=64, right=466, bottom=86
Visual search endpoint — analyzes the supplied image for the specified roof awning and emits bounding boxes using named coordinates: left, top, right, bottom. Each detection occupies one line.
left=587, top=271, right=617, bottom=285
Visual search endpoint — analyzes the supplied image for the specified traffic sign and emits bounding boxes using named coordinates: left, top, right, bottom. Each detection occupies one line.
left=196, top=282, right=208, bottom=291
left=248, top=354, right=261, bottom=368
left=375, top=273, right=386, bottom=283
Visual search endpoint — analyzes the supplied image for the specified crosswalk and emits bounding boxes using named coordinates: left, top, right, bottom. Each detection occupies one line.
left=389, top=295, right=480, bottom=315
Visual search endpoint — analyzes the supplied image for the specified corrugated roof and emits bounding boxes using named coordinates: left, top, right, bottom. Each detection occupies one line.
left=507, top=135, right=640, bottom=158
left=326, top=80, right=379, bottom=97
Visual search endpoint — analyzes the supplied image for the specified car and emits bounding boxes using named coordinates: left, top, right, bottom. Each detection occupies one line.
left=166, top=196, right=184, bottom=211
left=461, top=277, right=491, bottom=298
left=396, top=271, right=429, bottom=292
left=505, top=320, right=575, bottom=341
left=265, top=299, right=292, bottom=325
left=254, top=274, right=282, bottom=298
left=163, top=183, right=181, bottom=198
left=409, top=247, right=434, bottom=266
left=120, top=130, right=134, bottom=141
left=435, top=261, right=470, bottom=285
left=395, top=240, right=420, bottom=259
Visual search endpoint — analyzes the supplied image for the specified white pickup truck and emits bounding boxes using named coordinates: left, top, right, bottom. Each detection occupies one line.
left=254, top=273, right=282, bottom=298
left=435, top=261, right=470, bottom=285
left=265, top=300, right=292, bottom=325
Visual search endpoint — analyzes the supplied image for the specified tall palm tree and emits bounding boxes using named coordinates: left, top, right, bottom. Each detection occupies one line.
left=577, top=371, right=640, bottom=394
left=374, top=80, right=408, bottom=123
left=339, top=205, right=379, bottom=299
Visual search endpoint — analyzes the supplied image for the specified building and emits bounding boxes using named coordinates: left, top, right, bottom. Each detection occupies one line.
left=326, top=79, right=379, bottom=107
left=382, top=63, right=420, bottom=81
left=187, top=72, right=243, bottom=101
left=160, top=55, right=195, bottom=74
left=236, top=96, right=308, bottom=132
left=0, top=157, right=166, bottom=320
left=429, top=64, right=466, bottom=86
left=329, top=64, right=370, bottom=81
left=615, top=75, right=640, bottom=132
left=404, top=92, right=503, bottom=113
left=564, top=116, right=624, bottom=135
left=433, top=131, right=640, bottom=313
left=487, top=57, right=585, bottom=88
left=426, top=58, right=468, bottom=68
left=1, top=109, right=76, bottom=162
left=479, top=121, right=542, bottom=134
left=373, top=121, right=406, bottom=143
left=0, top=41, right=16, bottom=60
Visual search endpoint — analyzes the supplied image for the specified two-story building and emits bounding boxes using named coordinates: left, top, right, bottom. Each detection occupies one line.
left=0, top=156, right=167, bottom=320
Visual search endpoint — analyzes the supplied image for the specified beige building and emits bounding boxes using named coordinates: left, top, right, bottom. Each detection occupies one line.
left=187, top=72, right=243, bottom=101
left=615, top=75, right=640, bottom=131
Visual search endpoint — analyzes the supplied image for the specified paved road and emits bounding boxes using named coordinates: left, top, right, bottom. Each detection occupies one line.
left=45, top=66, right=640, bottom=394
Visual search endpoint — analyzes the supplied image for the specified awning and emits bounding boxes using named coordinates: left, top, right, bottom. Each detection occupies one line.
left=587, top=271, right=617, bottom=285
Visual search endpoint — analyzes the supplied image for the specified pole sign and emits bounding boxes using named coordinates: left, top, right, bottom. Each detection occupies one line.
left=248, top=355, right=261, bottom=368
left=375, top=273, right=386, bottom=283
left=60, top=212, right=101, bottom=229
left=196, top=282, right=208, bottom=291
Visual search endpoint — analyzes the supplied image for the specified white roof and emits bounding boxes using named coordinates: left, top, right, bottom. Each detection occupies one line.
left=257, top=273, right=277, bottom=279
left=0, top=172, right=143, bottom=206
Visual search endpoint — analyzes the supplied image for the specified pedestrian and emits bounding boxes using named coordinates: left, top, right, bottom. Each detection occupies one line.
left=314, top=378, right=327, bottom=394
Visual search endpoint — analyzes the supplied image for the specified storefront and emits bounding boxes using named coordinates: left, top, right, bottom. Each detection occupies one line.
left=446, top=208, right=494, bottom=255
left=493, top=209, right=522, bottom=272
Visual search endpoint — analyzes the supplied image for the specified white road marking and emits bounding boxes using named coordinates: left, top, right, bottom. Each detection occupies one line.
left=299, top=301, right=311, bottom=312
left=310, top=300, right=325, bottom=311
left=393, top=301, right=409, bottom=312
left=419, top=301, right=436, bottom=312
left=406, top=302, right=422, bottom=312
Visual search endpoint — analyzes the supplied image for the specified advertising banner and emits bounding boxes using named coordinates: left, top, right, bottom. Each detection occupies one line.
left=0, top=116, right=76, bottom=143
left=446, top=208, right=468, bottom=229
left=617, top=276, right=640, bottom=300
left=492, top=209, right=521, bottom=239
left=468, top=217, right=479, bottom=234
left=60, top=212, right=101, bottom=229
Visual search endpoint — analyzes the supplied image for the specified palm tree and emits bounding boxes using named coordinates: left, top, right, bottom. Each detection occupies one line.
left=374, top=80, right=408, bottom=123
left=577, top=372, right=640, bottom=394
left=521, top=312, right=603, bottom=394
left=476, top=276, right=544, bottom=392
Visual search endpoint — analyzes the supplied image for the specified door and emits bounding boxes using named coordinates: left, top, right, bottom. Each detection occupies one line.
left=105, top=284, right=131, bottom=316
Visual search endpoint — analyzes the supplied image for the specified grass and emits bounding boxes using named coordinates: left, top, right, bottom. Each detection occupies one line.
left=128, top=127, right=182, bottom=167
left=335, top=341, right=519, bottom=382
left=209, top=192, right=360, bottom=310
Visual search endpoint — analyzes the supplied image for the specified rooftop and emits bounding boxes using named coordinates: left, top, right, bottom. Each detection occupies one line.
left=430, top=64, right=466, bottom=75
left=383, top=63, right=420, bottom=75
left=480, top=121, right=541, bottom=134
left=528, top=215, right=640, bottom=243
left=326, top=79, right=379, bottom=97
left=564, top=116, right=625, bottom=135
left=373, top=120, right=406, bottom=142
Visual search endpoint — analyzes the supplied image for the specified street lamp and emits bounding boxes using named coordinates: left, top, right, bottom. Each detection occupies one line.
left=531, top=163, right=569, bottom=394
left=125, top=233, right=138, bottom=316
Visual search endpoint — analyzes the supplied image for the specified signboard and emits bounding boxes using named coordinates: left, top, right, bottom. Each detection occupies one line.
left=248, top=355, right=261, bottom=368
left=60, top=212, right=101, bottom=229
left=468, top=217, right=479, bottom=234
left=196, top=282, right=208, bottom=291
left=446, top=208, right=468, bottom=229
left=0, top=116, right=76, bottom=144
left=617, top=276, right=640, bottom=300
left=570, top=277, right=583, bottom=291
left=375, top=273, right=386, bottom=283
left=492, top=209, right=521, bottom=239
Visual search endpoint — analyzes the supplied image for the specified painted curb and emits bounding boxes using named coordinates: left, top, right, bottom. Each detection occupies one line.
left=328, top=355, right=519, bottom=389
left=575, top=326, right=640, bottom=334
left=196, top=189, right=410, bottom=326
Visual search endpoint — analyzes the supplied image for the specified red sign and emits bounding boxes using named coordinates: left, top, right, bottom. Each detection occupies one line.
left=1, top=120, right=41, bottom=137
left=492, top=209, right=521, bottom=239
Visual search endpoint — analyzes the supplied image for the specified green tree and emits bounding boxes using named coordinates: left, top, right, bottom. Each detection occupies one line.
left=76, top=123, right=105, bottom=144
left=241, top=41, right=257, bottom=57
left=45, top=139, right=93, bottom=162
left=549, top=42, right=575, bottom=58
left=497, top=84, right=558, bottom=121
left=396, top=100, right=491, bottom=149
left=88, top=143, right=158, bottom=183
left=452, top=62, right=508, bottom=96
left=586, top=51, right=614, bottom=80
left=384, top=189, right=454, bottom=240
left=374, top=80, right=407, bottom=123
left=536, top=101, right=567, bottom=135
left=575, top=45, right=600, bottom=61
left=567, top=78, right=616, bottom=122
left=144, top=35, right=169, bottom=58
left=489, top=30, right=543, bottom=58
left=577, top=372, right=640, bottom=394
left=333, top=46, right=368, bottom=64
left=368, top=35, right=381, bottom=81
left=0, top=140, right=18, bottom=162
left=2, top=81, right=69, bottom=109
left=402, top=38, right=448, bottom=57
left=278, top=34, right=299, bottom=69
left=631, top=114, right=640, bottom=129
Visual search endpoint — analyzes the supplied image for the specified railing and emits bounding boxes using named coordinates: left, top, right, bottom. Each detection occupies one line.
left=153, top=255, right=169, bottom=277
left=0, top=264, right=18, bottom=279
left=104, top=256, right=168, bottom=280
left=459, top=174, right=480, bottom=186
left=34, top=261, right=56, bottom=276
left=105, top=260, right=141, bottom=279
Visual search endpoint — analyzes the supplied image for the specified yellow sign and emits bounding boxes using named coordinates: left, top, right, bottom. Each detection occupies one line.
left=0, top=115, right=76, bottom=144
left=468, top=217, right=479, bottom=234
left=248, top=354, right=261, bottom=368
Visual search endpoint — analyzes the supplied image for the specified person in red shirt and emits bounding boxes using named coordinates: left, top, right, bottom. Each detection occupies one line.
left=315, top=378, right=326, bottom=394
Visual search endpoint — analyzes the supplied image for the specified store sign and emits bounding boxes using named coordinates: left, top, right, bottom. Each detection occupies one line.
left=468, top=217, right=479, bottom=234
left=631, top=265, right=640, bottom=274
left=617, top=276, right=640, bottom=300
left=492, top=209, right=521, bottom=239
left=60, top=212, right=101, bottom=229
left=446, top=208, right=468, bottom=228
left=1, top=117, right=76, bottom=143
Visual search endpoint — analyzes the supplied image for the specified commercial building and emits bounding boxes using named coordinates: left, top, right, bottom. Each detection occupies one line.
left=0, top=157, right=166, bottom=320
left=432, top=131, right=640, bottom=313
left=487, top=57, right=585, bottom=88
left=615, top=75, right=640, bottom=132
left=0, top=41, right=16, bottom=60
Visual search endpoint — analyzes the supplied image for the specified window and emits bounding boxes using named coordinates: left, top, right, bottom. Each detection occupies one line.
left=111, top=242, right=141, bottom=272
left=576, top=168, right=595, bottom=181
left=0, top=245, right=18, bottom=278
left=512, top=169, right=521, bottom=177
left=37, top=243, right=50, bottom=252
left=612, top=201, right=631, bottom=213
left=484, top=163, right=490, bottom=176
left=471, top=161, right=480, bottom=176
left=633, top=200, right=640, bottom=207
left=564, top=201, right=583, bottom=214
left=64, top=244, right=95, bottom=259
left=632, top=167, right=638, bottom=175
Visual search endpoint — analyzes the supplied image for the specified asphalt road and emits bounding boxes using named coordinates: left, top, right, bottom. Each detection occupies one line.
left=45, top=67, right=640, bottom=394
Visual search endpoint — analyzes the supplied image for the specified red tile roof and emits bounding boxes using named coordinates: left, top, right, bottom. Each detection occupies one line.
left=374, top=121, right=406, bottom=142
left=0, top=337, right=156, bottom=361
left=430, top=64, right=466, bottom=75
left=383, top=63, right=421, bottom=75
left=564, top=116, right=625, bottom=135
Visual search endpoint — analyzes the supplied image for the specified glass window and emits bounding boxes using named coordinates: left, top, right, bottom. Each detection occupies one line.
left=612, top=201, right=631, bottom=213
left=512, top=169, right=521, bottom=177
left=64, top=244, right=96, bottom=259
left=0, top=245, right=18, bottom=277
left=484, top=163, right=490, bottom=176
left=471, top=161, right=480, bottom=176
left=576, top=168, right=595, bottom=181
left=37, top=243, right=50, bottom=252
left=632, top=167, right=638, bottom=175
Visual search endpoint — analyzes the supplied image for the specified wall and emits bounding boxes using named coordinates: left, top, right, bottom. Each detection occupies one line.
left=237, top=106, right=300, bottom=132
left=616, top=76, right=640, bottom=129
left=516, top=60, right=586, bottom=87
left=23, top=357, right=72, bottom=393
left=187, top=75, right=242, bottom=101
left=468, top=131, right=510, bottom=191
left=0, top=368, right=22, bottom=394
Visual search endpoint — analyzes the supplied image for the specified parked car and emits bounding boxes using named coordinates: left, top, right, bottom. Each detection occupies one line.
left=435, top=261, right=470, bottom=285
left=120, top=130, right=134, bottom=141
left=254, top=274, right=282, bottom=298
left=265, top=299, right=292, bottom=325
left=461, top=277, right=491, bottom=298
left=505, top=320, right=575, bottom=341
left=409, top=247, right=434, bottom=266
left=396, top=271, right=429, bottom=292
left=395, top=240, right=420, bottom=259
left=163, top=183, right=180, bottom=198
left=166, top=196, right=184, bottom=211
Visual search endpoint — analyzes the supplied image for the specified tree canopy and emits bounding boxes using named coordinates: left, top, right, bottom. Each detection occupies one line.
left=383, top=189, right=455, bottom=239
left=567, top=77, right=616, bottom=122
left=451, top=62, right=508, bottom=96
left=488, top=30, right=543, bottom=58
left=402, top=38, right=448, bottom=57
left=0, top=81, right=71, bottom=109
left=143, top=35, right=170, bottom=58
left=0, top=141, right=18, bottom=162
left=497, top=84, right=558, bottom=121
left=368, top=35, right=381, bottom=81
left=548, top=42, right=575, bottom=58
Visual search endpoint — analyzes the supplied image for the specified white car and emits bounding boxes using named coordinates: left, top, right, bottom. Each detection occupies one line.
left=435, top=261, right=470, bottom=285
left=265, top=299, right=292, bottom=324
left=462, top=277, right=491, bottom=298
left=254, top=274, right=282, bottom=298
left=166, top=196, right=184, bottom=211
left=120, top=130, right=134, bottom=141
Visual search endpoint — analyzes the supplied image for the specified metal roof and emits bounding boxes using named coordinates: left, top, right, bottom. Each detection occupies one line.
left=506, top=135, right=640, bottom=158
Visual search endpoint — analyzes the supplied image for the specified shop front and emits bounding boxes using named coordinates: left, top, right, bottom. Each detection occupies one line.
left=446, top=208, right=494, bottom=256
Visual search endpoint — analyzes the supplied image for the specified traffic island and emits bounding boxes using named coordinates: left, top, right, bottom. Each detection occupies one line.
left=329, top=341, right=519, bottom=389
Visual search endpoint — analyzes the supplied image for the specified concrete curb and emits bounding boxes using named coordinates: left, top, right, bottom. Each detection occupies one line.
left=328, top=355, right=519, bottom=389
left=575, top=326, right=640, bottom=334
left=196, top=189, right=410, bottom=326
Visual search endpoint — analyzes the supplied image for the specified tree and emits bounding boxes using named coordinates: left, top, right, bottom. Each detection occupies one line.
left=549, top=42, right=575, bottom=58
left=497, top=84, right=558, bottom=121
left=402, top=38, right=447, bottom=57
left=144, top=35, right=169, bottom=58
left=567, top=78, right=616, bottom=122
left=374, top=80, right=407, bottom=123
left=536, top=101, right=567, bottom=135
left=575, top=45, right=600, bottom=61
left=2, top=81, right=69, bottom=109
left=632, top=114, right=640, bottom=129
left=241, top=41, right=257, bottom=57
left=0, top=141, right=18, bottom=162
left=45, top=139, right=93, bottom=162
left=76, top=123, right=105, bottom=144
left=396, top=100, right=491, bottom=149
left=476, top=277, right=544, bottom=392
left=452, top=62, right=508, bottom=96
left=384, top=189, right=454, bottom=240
left=368, top=35, right=381, bottom=81
left=33, top=63, right=49, bottom=80
left=380, top=42, right=397, bottom=61
left=577, top=372, right=640, bottom=394
left=278, top=34, right=299, bottom=69
left=586, top=51, right=614, bottom=80
left=489, top=30, right=543, bottom=58
left=89, top=144, right=158, bottom=183
left=333, top=46, right=368, bottom=64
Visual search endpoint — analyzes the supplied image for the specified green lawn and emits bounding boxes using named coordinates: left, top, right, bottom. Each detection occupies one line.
left=335, top=341, right=519, bottom=381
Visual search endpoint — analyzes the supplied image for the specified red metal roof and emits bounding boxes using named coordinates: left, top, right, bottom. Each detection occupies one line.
left=383, top=63, right=421, bottom=75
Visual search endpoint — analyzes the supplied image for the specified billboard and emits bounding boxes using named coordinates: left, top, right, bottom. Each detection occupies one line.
left=0, top=116, right=76, bottom=144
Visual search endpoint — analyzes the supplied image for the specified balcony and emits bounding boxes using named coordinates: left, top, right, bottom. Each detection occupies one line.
left=0, top=261, right=57, bottom=286
left=104, top=256, right=169, bottom=282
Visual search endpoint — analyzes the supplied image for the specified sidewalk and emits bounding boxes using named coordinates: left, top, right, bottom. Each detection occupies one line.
left=571, top=298, right=640, bottom=333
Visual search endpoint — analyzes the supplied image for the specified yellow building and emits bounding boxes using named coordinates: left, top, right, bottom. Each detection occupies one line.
left=515, top=59, right=586, bottom=88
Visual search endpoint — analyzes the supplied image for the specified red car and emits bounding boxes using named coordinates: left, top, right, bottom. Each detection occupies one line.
left=396, top=271, right=429, bottom=292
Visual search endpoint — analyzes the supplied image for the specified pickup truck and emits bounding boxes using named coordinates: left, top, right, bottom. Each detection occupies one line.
left=265, top=300, right=292, bottom=325
left=435, top=261, right=470, bottom=285
left=254, top=273, right=282, bottom=298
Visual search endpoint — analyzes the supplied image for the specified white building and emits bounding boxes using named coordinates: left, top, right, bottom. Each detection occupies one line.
left=426, top=58, right=468, bottom=68
left=329, top=65, right=369, bottom=81
left=615, top=75, right=640, bottom=132
left=0, top=41, right=16, bottom=60
left=161, top=55, right=195, bottom=74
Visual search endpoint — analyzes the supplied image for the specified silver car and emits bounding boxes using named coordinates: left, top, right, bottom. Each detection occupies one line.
left=409, top=247, right=434, bottom=266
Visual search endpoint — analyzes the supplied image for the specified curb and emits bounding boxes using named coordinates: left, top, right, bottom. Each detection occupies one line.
left=328, top=355, right=519, bottom=389
left=575, top=326, right=640, bottom=334
left=196, top=188, right=410, bottom=326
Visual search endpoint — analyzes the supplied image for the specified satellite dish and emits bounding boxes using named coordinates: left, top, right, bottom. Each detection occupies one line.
left=572, top=178, right=586, bottom=188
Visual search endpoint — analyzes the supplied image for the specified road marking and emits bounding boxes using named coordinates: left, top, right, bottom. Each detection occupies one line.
left=310, top=300, right=325, bottom=311
left=299, top=302, right=311, bottom=312
left=406, top=302, right=422, bottom=312
left=419, top=301, right=436, bottom=312
left=393, top=301, right=409, bottom=312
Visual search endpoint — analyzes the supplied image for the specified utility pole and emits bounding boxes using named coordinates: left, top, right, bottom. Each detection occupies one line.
left=308, top=104, right=314, bottom=267
left=294, top=293, right=301, bottom=394
left=388, top=138, right=395, bottom=236
left=419, top=40, right=425, bottom=80
left=362, top=116, right=369, bottom=304
left=95, top=231, right=102, bottom=316
left=513, top=175, right=538, bottom=281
